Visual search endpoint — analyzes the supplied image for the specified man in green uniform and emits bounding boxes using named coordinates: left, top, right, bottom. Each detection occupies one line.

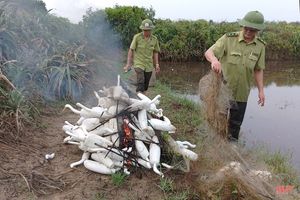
left=124, top=19, right=160, bottom=94
left=204, top=11, right=266, bottom=141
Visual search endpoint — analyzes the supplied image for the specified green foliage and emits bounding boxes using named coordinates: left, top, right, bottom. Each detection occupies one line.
left=45, top=45, right=91, bottom=100
left=262, top=150, right=299, bottom=185
left=2, top=62, right=32, bottom=88
left=0, top=30, right=17, bottom=60
left=166, top=191, right=189, bottom=200
left=105, top=5, right=155, bottom=48
left=0, top=85, right=37, bottom=118
left=154, top=19, right=224, bottom=61
left=0, top=0, right=96, bottom=102
left=253, top=145, right=300, bottom=187
left=159, top=177, right=174, bottom=193
left=103, top=6, right=300, bottom=61
left=43, top=15, right=84, bottom=44
left=158, top=177, right=191, bottom=200
left=10, top=0, right=48, bottom=15
left=94, top=192, right=106, bottom=200
left=149, top=81, right=202, bottom=138
left=0, top=86, right=39, bottom=131
left=264, top=151, right=291, bottom=174
left=156, top=19, right=300, bottom=61
left=111, top=171, right=127, bottom=186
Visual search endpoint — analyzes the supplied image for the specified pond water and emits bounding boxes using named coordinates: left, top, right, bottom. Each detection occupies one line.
left=158, top=61, right=300, bottom=171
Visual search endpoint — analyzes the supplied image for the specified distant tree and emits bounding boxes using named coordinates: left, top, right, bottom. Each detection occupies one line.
left=104, top=5, right=155, bottom=48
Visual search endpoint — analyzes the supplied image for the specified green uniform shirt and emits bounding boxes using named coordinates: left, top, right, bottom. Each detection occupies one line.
left=130, top=32, right=160, bottom=72
left=211, top=31, right=266, bottom=102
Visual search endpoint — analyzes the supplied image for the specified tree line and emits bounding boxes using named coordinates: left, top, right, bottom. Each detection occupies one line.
left=104, top=6, right=300, bottom=61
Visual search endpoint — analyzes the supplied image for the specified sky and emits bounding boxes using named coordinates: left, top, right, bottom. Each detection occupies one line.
left=43, top=0, right=300, bottom=23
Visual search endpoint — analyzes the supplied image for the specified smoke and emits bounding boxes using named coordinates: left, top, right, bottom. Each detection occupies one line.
left=0, top=0, right=125, bottom=104
left=43, top=0, right=93, bottom=23
left=79, top=8, right=124, bottom=105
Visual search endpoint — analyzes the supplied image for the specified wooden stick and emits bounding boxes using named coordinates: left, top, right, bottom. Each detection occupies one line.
left=0, top=74, right=15, bottom=90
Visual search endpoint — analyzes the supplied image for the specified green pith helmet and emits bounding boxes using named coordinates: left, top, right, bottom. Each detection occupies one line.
left=139, top=19, right=155, bottom=30
left=238, top=11, right=265, bottom=30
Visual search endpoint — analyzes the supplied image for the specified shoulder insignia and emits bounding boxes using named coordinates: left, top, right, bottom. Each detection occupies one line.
left=226, top=32, right=239, bottom=37
left=257, top=37, right=266, bottom=45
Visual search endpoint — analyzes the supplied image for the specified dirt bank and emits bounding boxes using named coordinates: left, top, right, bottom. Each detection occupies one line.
left=0, top=108, right=197, bottom=200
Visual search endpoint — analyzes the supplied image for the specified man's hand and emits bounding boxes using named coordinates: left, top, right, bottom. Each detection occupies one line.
left=123, top=64, right=131, bottom=73
left=258, top=91, right=265, bottom=106
left=211, top=60, right=222, bottom=74
left=155, top=64, right=160, bottom=73
left=204, top=48, right=221, bottom=74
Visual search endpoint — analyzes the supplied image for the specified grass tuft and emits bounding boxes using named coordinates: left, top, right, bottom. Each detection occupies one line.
left=111, top=171, right=127, bottom=187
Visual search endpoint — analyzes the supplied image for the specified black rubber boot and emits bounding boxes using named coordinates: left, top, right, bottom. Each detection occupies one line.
left=227, top=101, right=247, bottom=141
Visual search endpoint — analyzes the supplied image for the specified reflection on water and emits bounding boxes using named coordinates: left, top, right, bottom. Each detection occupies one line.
left=157, top=62, right=210, bottom=94
left=243, top=84, right=300, bottom=170
left=159, top=61, right=300, bottom=170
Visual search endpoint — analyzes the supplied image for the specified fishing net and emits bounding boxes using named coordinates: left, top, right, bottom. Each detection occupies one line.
left=198, top=70, right=232, bottom=138
left=190, top=131, right=285, bottom=200
left=159, top=133, right=191, bottom=172
left=196, top=73, right=294, bottom=199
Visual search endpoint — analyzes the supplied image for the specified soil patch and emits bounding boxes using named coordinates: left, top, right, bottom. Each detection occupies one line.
left=0, top=109, right=193, bottom=200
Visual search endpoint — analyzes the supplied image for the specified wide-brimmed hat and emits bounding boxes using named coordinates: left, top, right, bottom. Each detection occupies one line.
left=238, top=11, right=265, bottom=30
left=139, top=19, right=155, bottom=30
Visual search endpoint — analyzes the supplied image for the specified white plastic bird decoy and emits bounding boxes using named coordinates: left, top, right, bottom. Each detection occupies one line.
left=62, top=76, right=200, bottom=176
left=165, top=136, right=198, bottom=160
left=84, top=160, right=120, bottom=174
left=70, top=152, right=90, bottom=168
left=89, top=126, right=114, bottom=136
left=80, top=118, right=100, bottom=131
left=138, top=109, right=148, bottom=129
left=149, top=136, right=164, bottom=177
left=135, top=140, right=150, bottom=161
left=65, top=126, right=87, bottom=142
left=64, top=103, right=107, bottom=119
left=65, top=131, right=113, bottom=151
left=176, top=141, right=196, bottom=149
left=91, top=152, right=115, bottom=168
left=126, top=95, right=161, bottom=112
left=137, top=93, right=163, bottom=116
left=95, top=148, right=125, bottom=162
left=148, top=116, right=176, bottom=133
left=99, top=86, right=130, bottom=103
left=76, top=103, right=107, bottom=118
left=137, top=158, right=151, bottom=169
left=94, top=91, right=116, bottom=108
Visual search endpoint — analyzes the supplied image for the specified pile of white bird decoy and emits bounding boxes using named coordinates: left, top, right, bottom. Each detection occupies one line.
left=62, top=76, right=198, bottom=177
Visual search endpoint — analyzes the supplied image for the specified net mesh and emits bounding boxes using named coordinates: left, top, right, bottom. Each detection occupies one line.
left=198, top=70, right=232, bottom=138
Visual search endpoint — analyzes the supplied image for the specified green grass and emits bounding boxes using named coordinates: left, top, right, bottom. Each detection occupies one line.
left=158, top=177, right=192, bottom=200
left=158, top=177, right=174, bottom=193
left=0, top=87, right=40, bottom=135
left=94, top=192, right=106, bottom=200
left=111, top=171, right=127, bottom=187
left=166, top=191, right=189, bottom=200
left=261, top=150, right=300, bottom=186
left=148, top=81, right=202, bottom=141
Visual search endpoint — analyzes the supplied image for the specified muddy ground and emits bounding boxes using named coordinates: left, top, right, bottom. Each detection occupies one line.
left=0, top=108, right=199, bottom=200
